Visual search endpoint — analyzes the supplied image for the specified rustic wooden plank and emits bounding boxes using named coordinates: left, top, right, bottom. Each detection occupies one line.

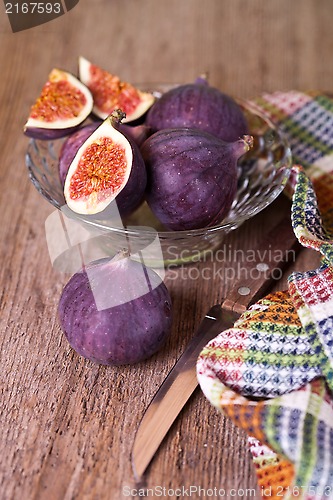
left=0, top=1, right=331, bottom=498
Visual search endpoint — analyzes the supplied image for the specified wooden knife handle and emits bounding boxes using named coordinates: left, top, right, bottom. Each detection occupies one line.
left=222, top=215, right=300, bottom=315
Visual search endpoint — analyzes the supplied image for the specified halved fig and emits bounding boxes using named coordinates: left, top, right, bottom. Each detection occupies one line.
left=59, top=121, right=151, bottom=187
left=79, top=56, right=154, bottom=122
left=24, top=68, right=93, bottom=139
left=59, top=122, right=101, bottom=186
left=64, top=110, right=147, bottom=216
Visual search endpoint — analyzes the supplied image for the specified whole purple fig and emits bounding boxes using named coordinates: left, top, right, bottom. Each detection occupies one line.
left=146, top=80, right=249, bottom=142
left=58, top=254, right=173, bottom=366
left=141, top=129, right=253, bottom=231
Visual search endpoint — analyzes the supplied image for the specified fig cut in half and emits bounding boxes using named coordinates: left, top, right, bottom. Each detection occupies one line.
left=64, top=111, right=146, bottom=216
left=59, top=121, right=150, bottom=187
left=24, top=69, right=93, bottom=140
left=79, top=56, right=155, bottom=122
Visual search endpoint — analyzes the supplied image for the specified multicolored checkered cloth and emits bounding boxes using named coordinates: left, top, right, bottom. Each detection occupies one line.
left=197, top=92, right=333, bottom=499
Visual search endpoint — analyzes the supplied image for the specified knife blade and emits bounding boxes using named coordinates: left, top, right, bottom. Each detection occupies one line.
left=132, top=305, right=239, bottom=480
left=132, top=216, right=299, bottom=480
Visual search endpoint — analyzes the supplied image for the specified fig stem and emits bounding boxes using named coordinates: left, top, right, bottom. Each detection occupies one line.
left=110, top=248, right=130, bottom=264
left=242, top=134, right=254, bottom=152
left=194, top=73, right=209, bottom=86
left=109, top=109, right=126, bottom=126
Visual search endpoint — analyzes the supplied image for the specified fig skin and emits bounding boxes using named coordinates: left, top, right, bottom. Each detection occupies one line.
left=141, top=128, right=252, bottom=231
left=118, top=123, right=151, bottom=148
left=115, top=136, right=147, bottom=216
left=58, top=257, right=173, bottom=366
left=146, top=81, right=249, bottom=142
left=25, top=124, right=83, bottom=141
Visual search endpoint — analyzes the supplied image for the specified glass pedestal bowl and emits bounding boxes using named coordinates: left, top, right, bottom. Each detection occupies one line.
left=26, top=88, right=292, bottom=267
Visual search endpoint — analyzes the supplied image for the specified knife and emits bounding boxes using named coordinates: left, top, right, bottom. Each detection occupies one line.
left=131, top=215, right=299, bottom=480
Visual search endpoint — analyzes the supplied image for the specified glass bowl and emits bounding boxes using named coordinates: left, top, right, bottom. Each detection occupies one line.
left=26, top=85, right=292, bottom=266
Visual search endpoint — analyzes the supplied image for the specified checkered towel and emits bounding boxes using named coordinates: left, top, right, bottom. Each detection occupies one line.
left=197, top=92, right=333, bottom=499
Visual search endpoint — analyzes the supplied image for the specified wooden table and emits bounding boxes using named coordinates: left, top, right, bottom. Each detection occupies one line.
left=1, top=1, right=332, bottom=498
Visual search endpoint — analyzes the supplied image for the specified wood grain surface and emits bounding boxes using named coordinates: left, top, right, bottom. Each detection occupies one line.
left=0, top=1, right=331, bottom=499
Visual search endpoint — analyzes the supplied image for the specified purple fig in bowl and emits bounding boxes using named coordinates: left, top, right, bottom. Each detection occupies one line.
left=141, top=129, right=253, bottom=231
left=145, top=79, right=249, bottom=142
left=58, top=254, right=173, bottom=365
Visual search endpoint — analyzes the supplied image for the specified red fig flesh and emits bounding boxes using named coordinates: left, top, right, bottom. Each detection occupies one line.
left=79, top=56, right=155, bottom=122
left=59, top=122, right=150, bottom=187
left=59, top=122, right=101, bottom=186
left=63, top=112, right=147, bottom=216
left=24, top=69, right=93, bottom=139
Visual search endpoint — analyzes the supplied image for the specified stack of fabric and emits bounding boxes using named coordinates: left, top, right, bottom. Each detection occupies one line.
left=197, top=91, right=333, bottom=499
